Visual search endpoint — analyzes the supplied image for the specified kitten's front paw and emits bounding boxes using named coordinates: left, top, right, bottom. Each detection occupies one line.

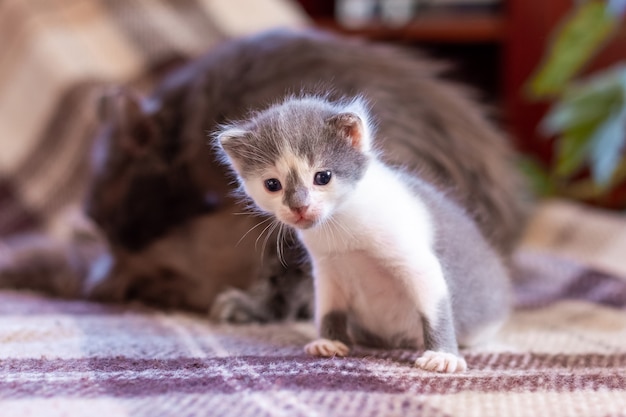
left=305, top=338, right=350, bottom=358
left=415, top=350, right=467, bottom=373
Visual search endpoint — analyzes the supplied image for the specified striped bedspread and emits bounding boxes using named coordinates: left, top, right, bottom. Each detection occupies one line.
left=1, top=202, right=626, bottom=416
left=1, top=1, right=625, bottom=416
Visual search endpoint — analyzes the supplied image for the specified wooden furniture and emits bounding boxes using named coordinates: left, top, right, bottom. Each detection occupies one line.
left=314, top=9, right=504, bottom=43
left=296, top=0, right=625, bottom=164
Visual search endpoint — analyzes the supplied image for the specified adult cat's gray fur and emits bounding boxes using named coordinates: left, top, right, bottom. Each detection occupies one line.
left=0, top=29, right=528, bottom=322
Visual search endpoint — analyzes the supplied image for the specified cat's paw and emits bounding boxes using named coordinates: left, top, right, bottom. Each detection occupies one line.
left=415, top=350, right=467, bottom=373
left=209, top=288, right=260, bottom=323
left=304, top=338, right=350, bottom=358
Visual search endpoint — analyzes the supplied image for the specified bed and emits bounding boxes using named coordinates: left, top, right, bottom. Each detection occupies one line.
left=1, top=1, right=624, bottom=415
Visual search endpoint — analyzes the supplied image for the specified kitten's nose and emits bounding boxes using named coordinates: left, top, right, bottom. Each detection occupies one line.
left=291, top=205, right=309, bottom=216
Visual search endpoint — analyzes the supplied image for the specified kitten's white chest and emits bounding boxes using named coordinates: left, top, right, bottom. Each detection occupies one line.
left=323, top=250, right=426, bottom=348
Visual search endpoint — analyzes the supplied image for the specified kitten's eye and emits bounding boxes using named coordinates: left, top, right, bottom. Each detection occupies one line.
left=264, top=178, right=282, bottom=192
left=314, top=171, right=332, bottom=186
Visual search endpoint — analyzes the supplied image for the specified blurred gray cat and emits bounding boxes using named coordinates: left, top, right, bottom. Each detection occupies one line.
left=0, top=29, right=527, bottom=323
left=217, top=96, right=511, bottom=372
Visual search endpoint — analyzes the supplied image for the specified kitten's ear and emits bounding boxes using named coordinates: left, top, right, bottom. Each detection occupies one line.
left=216, top=128, right=251, bottom=173
left=326, top=112, right=367, bottom=151
left=217, top=128, right=249, bottom=148
left=96, top=87, right=159, bottom=155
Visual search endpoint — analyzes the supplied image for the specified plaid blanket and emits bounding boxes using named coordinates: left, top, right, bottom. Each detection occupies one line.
left=2, top=1, right=626, bottom=416
left=1, top=201, right=626, bottom=416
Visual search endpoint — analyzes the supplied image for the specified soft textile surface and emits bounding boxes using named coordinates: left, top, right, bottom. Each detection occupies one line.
left=1, top=202, right=626, bottom=417
left=2, top=2, right=626, bottom=416
left=0, top=0, right=307, bottom=236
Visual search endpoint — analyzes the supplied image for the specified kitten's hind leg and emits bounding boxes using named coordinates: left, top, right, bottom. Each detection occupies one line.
left=403, top=250, right=467, bottom=373
left=415, top=296, right=467, bottom=373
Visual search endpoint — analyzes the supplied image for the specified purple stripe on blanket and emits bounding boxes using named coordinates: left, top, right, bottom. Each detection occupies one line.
left=514, top=268, right=626, bottom=309
left=3, top=354, right=626, bottom=375
left=0, top=291, right=151, bottom=315
left=564, top=270, right=626, bottom=308
left=0, top=355, right=624, bottom=398
left=353, top=350, right=626, bottom=371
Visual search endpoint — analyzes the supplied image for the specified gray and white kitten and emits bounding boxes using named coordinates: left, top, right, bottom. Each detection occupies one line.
left=216, top=96, right=511, bottom=373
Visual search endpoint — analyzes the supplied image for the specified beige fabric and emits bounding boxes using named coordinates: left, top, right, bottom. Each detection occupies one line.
left=523, top=199, right=626, bottom=279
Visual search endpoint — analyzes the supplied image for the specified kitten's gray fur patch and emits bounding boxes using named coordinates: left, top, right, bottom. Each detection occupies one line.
left=284, top=169, right=309, bottom=210
left=349, top=323, right=390, bottom=349
left=421, top=298, right=459, bottom=355
left=320, top=311, right=351, bottom=345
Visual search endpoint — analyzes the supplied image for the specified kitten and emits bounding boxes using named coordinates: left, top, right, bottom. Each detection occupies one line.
left=1, top=29, right=526, bottom=323
left=216, top=96, right=512, bottom=373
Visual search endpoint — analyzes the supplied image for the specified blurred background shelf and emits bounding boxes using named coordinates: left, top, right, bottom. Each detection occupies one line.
left=300, top=2, right=507, bottom=128
left=313, top=10, right=505, bottom=43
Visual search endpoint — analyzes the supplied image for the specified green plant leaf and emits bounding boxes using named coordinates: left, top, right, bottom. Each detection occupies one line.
left=589, top=106, right=626, bottom=186
left=554, top=125, right=596, bottom=177
left=542, top=70, right=624, bottom=134
left=528, top=1, right=620, bottom=98
left=543, top=65, right=626, bottom=179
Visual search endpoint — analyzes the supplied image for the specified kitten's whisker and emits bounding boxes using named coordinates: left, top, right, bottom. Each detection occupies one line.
left=321, top=220, right=334, bottom=253
left=332, top=215, right=353, bottom=238
left=255, top=219, right=277, bottom=251
left=236, top=217, right=273, bottom=247
left=330, top=217, right=354, bottom=244
left=276, top=223, right=289, bottom=268
left=276, top=223, right=283, bottom=266
left=329, top=218, right=342, bottom=249
left=261, top=221, right=279, bottom=257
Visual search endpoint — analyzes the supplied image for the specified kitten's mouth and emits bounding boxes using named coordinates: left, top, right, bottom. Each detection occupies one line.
left=290, top=215, right=317, bottom=230
left=295, top=218, right=314, bottom=229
